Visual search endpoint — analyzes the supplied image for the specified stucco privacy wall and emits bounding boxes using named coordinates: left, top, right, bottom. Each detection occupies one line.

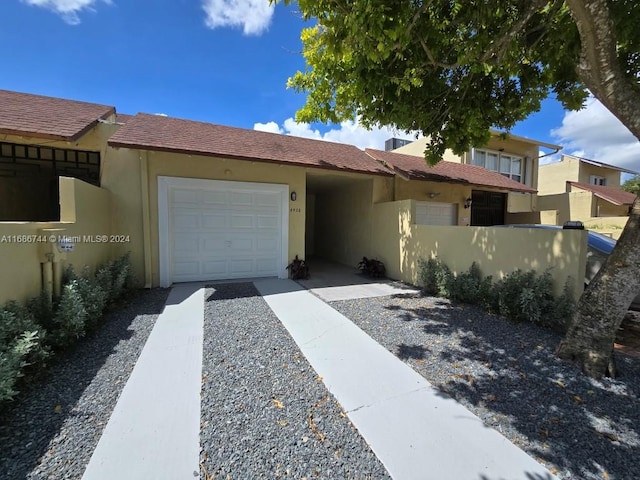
left=103, top=147, right=307, bottom=287
left=371, top=200, right=587, bottom=297
left=0, top=177, right=112, bottom=304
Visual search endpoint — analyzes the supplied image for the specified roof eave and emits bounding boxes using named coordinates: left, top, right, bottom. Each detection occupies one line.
left=107, top=142, right=395, bottom=177
left=489, top=129, right=562, bottom=151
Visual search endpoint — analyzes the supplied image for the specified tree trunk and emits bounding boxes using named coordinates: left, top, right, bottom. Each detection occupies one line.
left=557, top=197, right=640, bottom=378
left=556, top=0, right=640, bottom=378
left=565, top=0, right=640, bottom=139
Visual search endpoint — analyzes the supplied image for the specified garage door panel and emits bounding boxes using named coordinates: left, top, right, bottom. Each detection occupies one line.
left=254, top=193, right=280, bottom=207
left=172, top=189, right=201, bottom=204
left=202, top=237, right=227, bottom=252
left=173, top=237, right=200, bottom=253
left=256, top=258, right=278, bottom=274
left=160, top=177, right=287, bottom=284
left=202, top=190, right=228, bottom=205
left=230, top=259, right=254, bottom=275
left=173, top=211, right=200, bottom=229
left=202, top=213, right=227, bottom=229
left=230, top=214, right=254, bottom=228
left=202, top=260, right=227, bottom=275
left=257, top=215, right=279, bottom=229
left=230, top=238, right=254, bottom=251
left=416, top=201, right=457, bottom=226
left=256, top=238, right=278, bottom=252
left=230, top=192, right=253, bottom=206
left=173, top=261, right=200, bottom=277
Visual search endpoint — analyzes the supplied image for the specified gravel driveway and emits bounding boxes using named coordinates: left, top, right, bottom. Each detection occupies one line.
left=3, top=282, right=637, bottom=480
left=0, top=288, right=169, bottom=480
left=330, top=293, right=640, bottom=480
left=200, top=282, right=390, bottom=479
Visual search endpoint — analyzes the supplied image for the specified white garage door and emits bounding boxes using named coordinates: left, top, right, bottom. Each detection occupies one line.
left=415, top=201, right=458, bottom=226
left=158, top=177, right=289, bottom=286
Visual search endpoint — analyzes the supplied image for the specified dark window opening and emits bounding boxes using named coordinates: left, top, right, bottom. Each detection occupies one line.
left=470, top=190, right=506, bottom=226
left=0, top=141, right=100, bottom=221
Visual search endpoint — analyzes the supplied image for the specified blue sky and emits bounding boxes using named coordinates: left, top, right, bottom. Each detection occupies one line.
left=1, top=0, right=639, bottom=174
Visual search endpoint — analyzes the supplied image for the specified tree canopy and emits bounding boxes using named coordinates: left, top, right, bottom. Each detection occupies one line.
left=622, top=175, right=640, bottom=195
left=280, top=0, right=640, bottom=378
left=283, top=0, right=639, bottom=164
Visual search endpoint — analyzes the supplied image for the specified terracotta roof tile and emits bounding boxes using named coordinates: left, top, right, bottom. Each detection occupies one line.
left=365, top=148, right=537, bottom=193
left=108, top=113, right=393, bottom=176
left=568, top=181, right=637, bottom=205
left=0, top=90, right=115, bottom=141
left=116, top=113, right=134, bottom=123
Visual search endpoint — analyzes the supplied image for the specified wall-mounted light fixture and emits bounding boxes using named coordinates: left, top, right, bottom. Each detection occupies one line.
left=428, top=192, right=441, bottom=199
left=464, top=197, right=473, bottom=209
left=290, top=191, right=297, bottom=202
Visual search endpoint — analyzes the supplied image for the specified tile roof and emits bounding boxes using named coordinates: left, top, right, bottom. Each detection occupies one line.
left=108, top=113, right=393, bottom=176
left=365, top=148, right=537, bottom=193
left=568, top=181, right=637, bottom=205
left=0, top=89, right=115, bottom=141
left=116, top=113, right=134, bottom=124
left=576, top=156, right=639, bottom=175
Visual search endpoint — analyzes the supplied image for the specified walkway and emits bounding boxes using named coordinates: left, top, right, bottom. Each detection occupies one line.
left=81, top=277, right=556, bottom=480
left=81, top=285, right=204, bottom=480
left=255, top=278, right=556, bottom=480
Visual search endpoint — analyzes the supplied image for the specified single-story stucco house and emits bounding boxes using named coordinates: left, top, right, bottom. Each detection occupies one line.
left=0, top=89, right=587, bottom=303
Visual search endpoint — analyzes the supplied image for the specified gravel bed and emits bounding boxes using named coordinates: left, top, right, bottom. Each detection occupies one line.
left=0, top=288, right=169, bottom=480
left=330, top=294, right=640, bottom=480
left=201, top=282, right=390, bottom=479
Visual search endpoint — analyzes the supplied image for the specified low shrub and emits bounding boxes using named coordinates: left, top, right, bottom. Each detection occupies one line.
left=417, top=257, right=575, bottom=330
left=417, top=258, right=439, bottom=295
left=286, top=255, right=309, bottom=280
left=0, top=303, right=48, bottom=402
left=358, top=257, right=386, bottom=278
left=0, top=253, right=132, bottom=403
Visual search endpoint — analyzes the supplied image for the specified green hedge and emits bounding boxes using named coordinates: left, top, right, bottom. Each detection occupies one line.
left=418, top=258, right=575, bottom=330
left=0, top=253, right=132, bottom=402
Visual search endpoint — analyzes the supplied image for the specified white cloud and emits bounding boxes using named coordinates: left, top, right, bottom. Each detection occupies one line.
left=202, top=0, right=274, bottom=36
left=551, top=97, right=640, bottom=172
left=253, top=117, right=415, bottom=151
left=22, top=0, right=109, bottom=24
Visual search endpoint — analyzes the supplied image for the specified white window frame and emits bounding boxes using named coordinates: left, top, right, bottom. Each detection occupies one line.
left=590, top=175, right=607, bottom=186
left=472, top=148, right=526, bottom=184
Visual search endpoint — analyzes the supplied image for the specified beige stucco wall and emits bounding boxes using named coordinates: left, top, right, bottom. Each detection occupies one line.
left=507, top=192, right=535, bottom=213
left=578, top=163, right=621, bottom=188
left=539, top=155, right=623, bottom=195
left=568, top=191, right=596, bottom=219
left=538, top=157, right=578, bottom=195
left=393, top=140, right=462, bottom=164
left=0, top=177, right=113, bottom=305
left=102, top=147, right=307, bottom=287
left=371, top=200, right=586, bottom=297
left=393, top=179, right=472, bottom=225
left=538, top=194, right=570, bottom=225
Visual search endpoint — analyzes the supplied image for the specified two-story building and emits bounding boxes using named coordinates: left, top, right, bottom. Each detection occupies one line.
left=537, top=154, right=638, bottom=237
left=385, top=132, right=562, bottom=225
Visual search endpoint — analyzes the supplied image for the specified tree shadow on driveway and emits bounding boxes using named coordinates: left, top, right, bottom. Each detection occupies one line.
left=350, top=296, right=640, bottom=480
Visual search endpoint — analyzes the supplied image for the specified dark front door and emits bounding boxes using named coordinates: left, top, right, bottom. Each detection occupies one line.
left=470, top=190, right=506, bottom=226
